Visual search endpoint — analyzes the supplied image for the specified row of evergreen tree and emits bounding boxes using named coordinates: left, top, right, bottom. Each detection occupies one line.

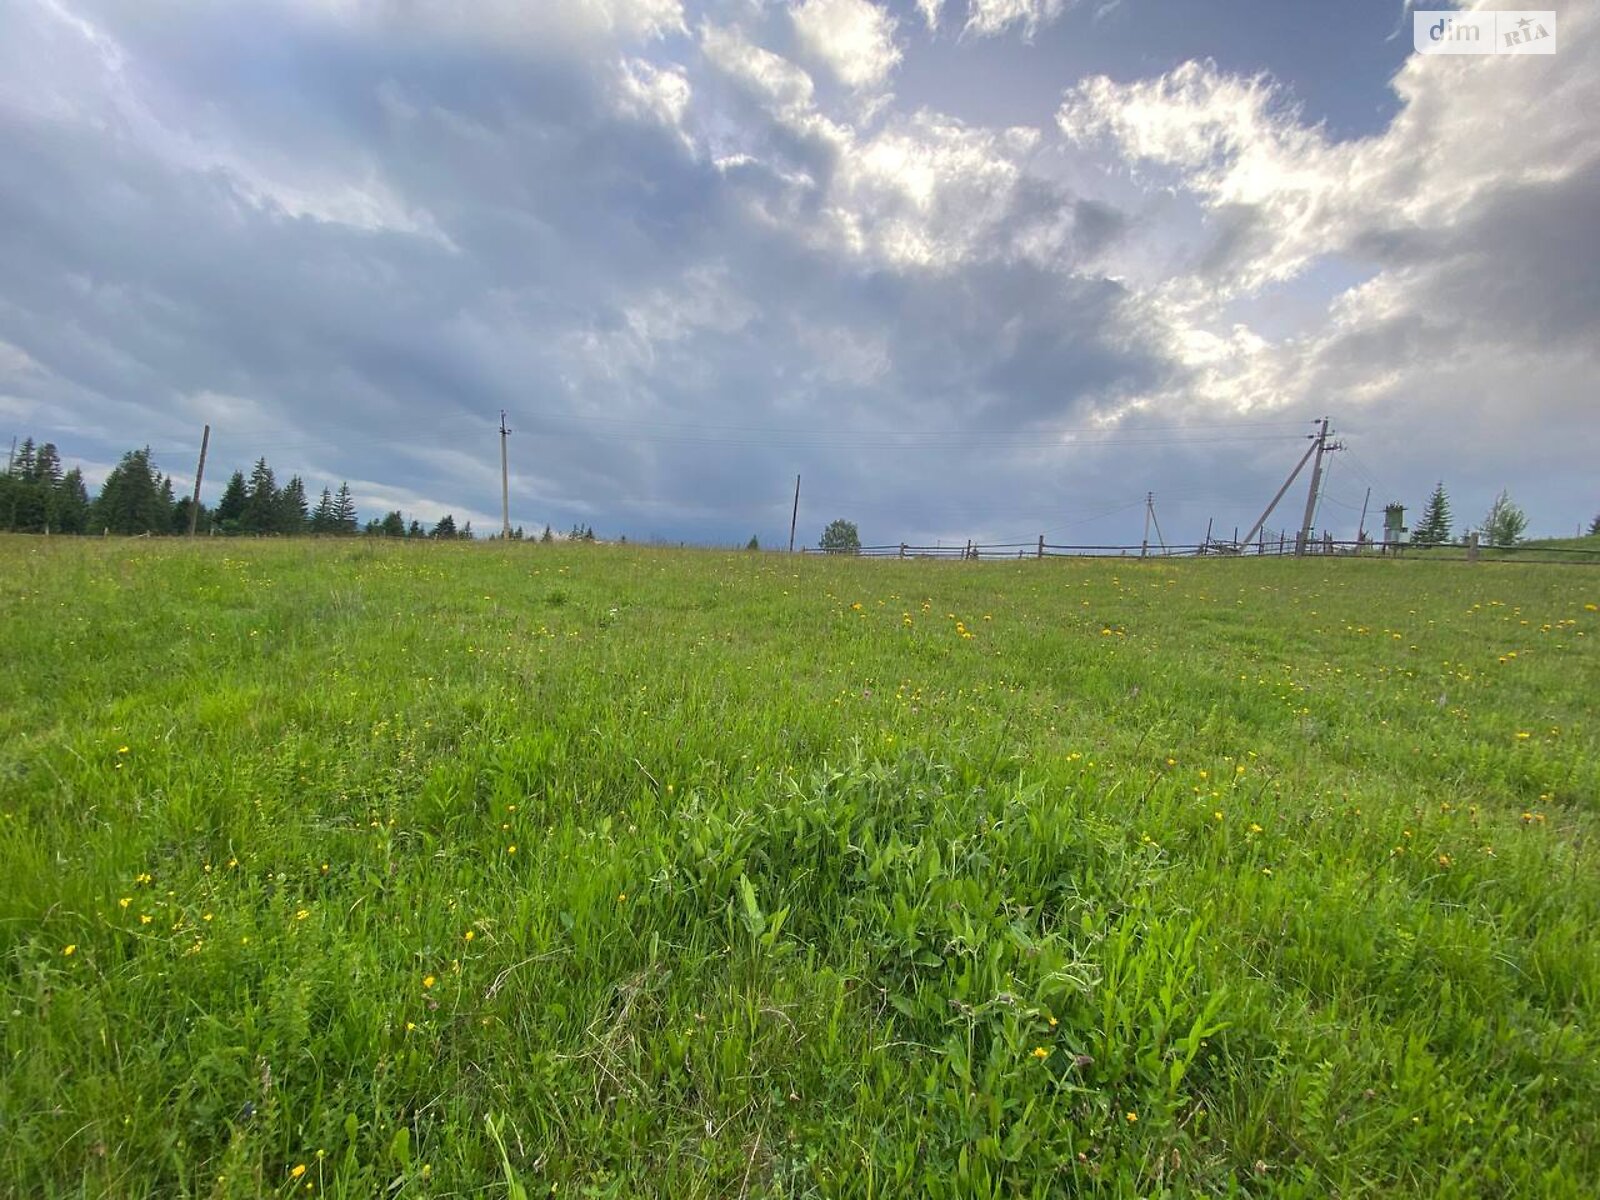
left=1, top=438, right=485, bottom=539
left=0, top=441, right=92, bottom=533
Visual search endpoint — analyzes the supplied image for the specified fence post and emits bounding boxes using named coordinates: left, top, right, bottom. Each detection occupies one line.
left=1037, top=535, right=1044, bottom=559
left=899, top=543, right=906, bottom=558
left=1468, top=532, right=1480, bottom=562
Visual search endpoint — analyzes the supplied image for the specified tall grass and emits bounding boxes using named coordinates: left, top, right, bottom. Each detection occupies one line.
left=1, top=537, right=1596, bottom=1196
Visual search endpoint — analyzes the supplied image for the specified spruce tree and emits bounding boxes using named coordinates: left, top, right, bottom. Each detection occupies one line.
left=216, top=471, right=248, bottom=532
left=3, top=438, right=58, bottom=531
left=407, top=519, right=423, bottom=538
left=89, top=448, right=172, bottom=534
left=242, top=458, right=278, bottom=534
left=332, top=483, right=359, bottom=535
left=431, top=514, right=457, bottom=539
left=1414, top=483, right=1452, bottom=547
left=32, top=443, right=62, bottom=488
left=540, top=524, right=553, bottom=544
left=310, top=488, right=335, bottom=534
left=53, top=468, right=90, bottom=534
left=1590, top=513, right=1600, bottom=536
left=379, top=510, right=406, bottom=537
left=278, top=475, right=310, bottom=535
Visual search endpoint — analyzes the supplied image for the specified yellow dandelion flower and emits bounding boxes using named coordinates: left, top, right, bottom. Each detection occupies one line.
left=464, top=930, right=475, bottom=941
left=618, top=893, right=627, bottom=903
left=1032, top=1046, right=1049, bottom=1059
left=507, top=844, right=517, bottom=855
left=139, top=914, right=153, bottom=925
left=63, top=944, right=77, bottom=956
left=1248, top=823, right=1263, bottom=834
left=290, top=1164, right=307, bottom=1179
left=1213, top=811, right=1224, bottom=822
left=423, top=975, right=436, bottom=989
left=1437, top=854, right=1451, bottom=868
left=1125, top=1111, right=1138, bottom=1123
left=118, top=897, right=131, bottom=909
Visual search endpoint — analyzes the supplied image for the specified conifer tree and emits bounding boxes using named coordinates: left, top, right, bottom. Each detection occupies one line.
left=430, top=514, right=457, bottom=539
left=1414, top=483, right=1452, bottom=547
left=53, top=468, right=90, bottom=534
left=407, top=519, right=423, bottom=538
left=242, top=458, right=278, bottom=534
left=379, top=510, right=406, bottom=537
left=278, top=475, right=310, bottom=535
left=89, top=448, right=172, bottom=534
left=216, top=471, right=248, bottom=532
left=310, top=487, right=335, bottom=534
left=332, top=483, right=359, bottom=534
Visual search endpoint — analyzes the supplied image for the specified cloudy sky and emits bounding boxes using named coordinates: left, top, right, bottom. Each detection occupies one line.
left=1, top=0, right=1595, bottom=545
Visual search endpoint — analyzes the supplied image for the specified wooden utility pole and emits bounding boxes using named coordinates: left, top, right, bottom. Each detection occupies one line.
left=1242, top=430, right=1321, bottom=550
left=1356, top=486, right=1371, bottom=549
left=188, top=424, right=210, bottom=536
left=498, top=410, right=512, bottom=539
left=1297, top=417, right=1335, bottom=555
left=1141, top=492, right=1152, bottom=557
left=788, top=474, right=800, bottom=552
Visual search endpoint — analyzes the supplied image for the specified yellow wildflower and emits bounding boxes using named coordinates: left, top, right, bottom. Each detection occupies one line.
left=63, top=944, right=77, bottom=956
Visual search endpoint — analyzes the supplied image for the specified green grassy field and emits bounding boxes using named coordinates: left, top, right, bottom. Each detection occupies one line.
left=2, top=537, right=1597, bottom=1198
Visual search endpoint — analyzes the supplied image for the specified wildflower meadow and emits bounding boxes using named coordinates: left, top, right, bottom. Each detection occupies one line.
left=1, top=536, right=1596, bottom=1197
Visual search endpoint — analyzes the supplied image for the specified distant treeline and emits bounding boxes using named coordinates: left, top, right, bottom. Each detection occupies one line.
left=0, top=438, right=477, bottom=539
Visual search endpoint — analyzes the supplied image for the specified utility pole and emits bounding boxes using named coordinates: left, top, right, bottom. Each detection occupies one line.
left=1296, top=417, right=1339, bottom=555
left=1141, top=492, right=1153, bottom=557
left=6, top=436, right=14, bottom=474
left=788, top=474, right=801, bottom=553
left=1356, top=486, right=1371, bottom=549
left=1148, top=495, right=1168, bottom=556
left=1242, top=429, right=1321, bottom=549
left=188, top=424, right=210, bottom=536
left=498, top=410, right=512, bottom=539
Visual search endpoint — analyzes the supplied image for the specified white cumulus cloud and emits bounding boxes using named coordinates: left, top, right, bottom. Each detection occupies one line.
left=791, top=0, right=902, bottom=90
